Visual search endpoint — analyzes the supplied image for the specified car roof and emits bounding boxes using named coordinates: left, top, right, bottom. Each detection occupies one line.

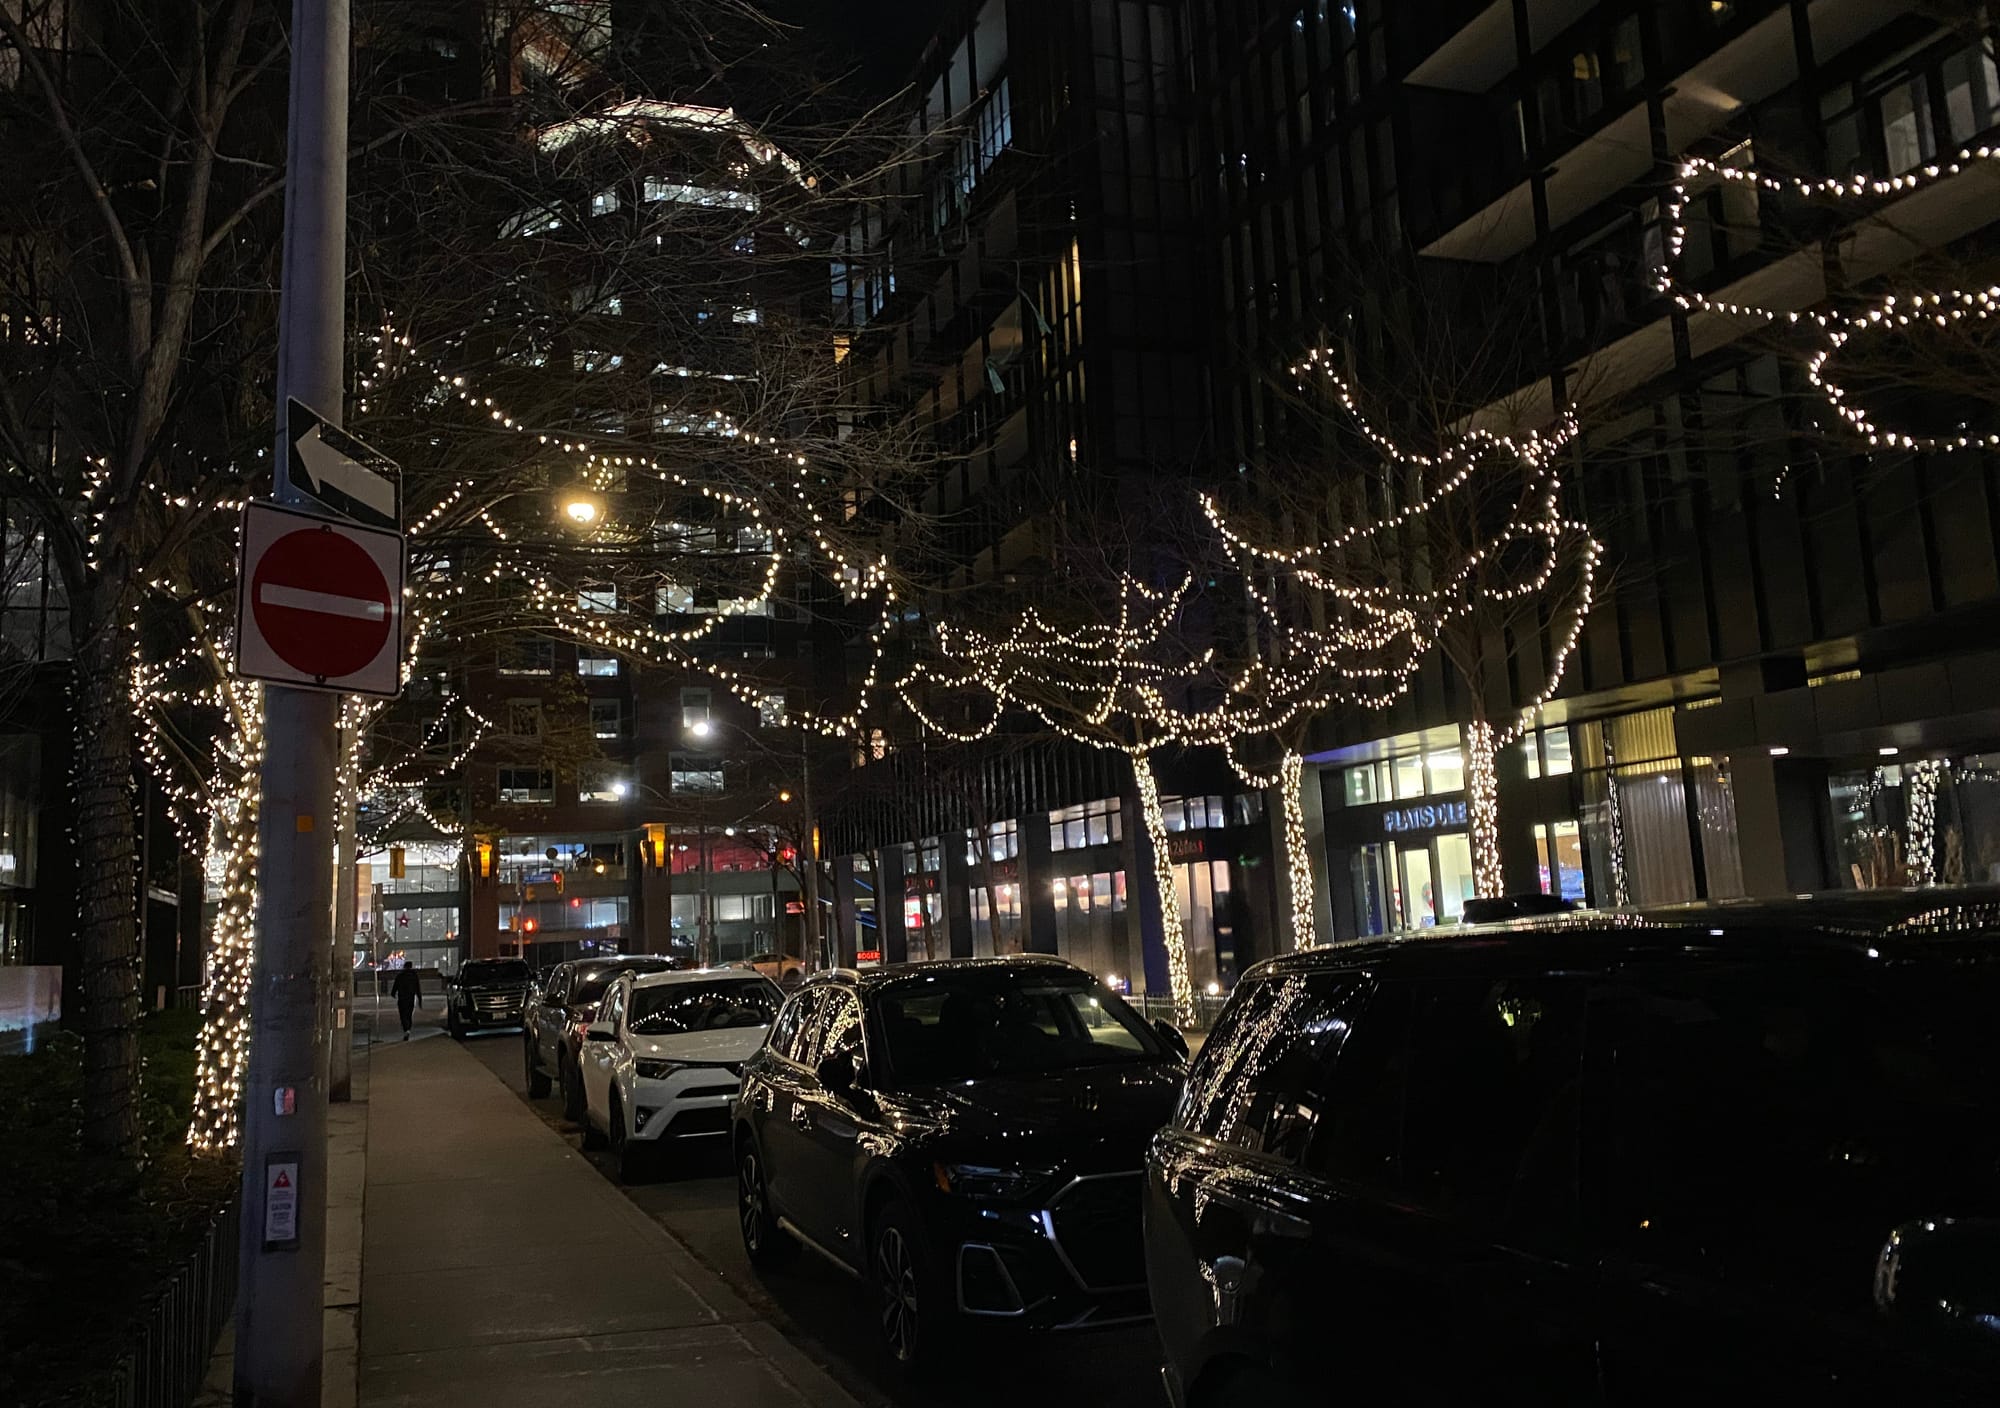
left=629, top=966, right=776, bottom=989
left=1247, top=889, right=2000, bottom=985
left=573, top=955, right=675, bottom=974
left=802, top=954, right=1090, bottom=994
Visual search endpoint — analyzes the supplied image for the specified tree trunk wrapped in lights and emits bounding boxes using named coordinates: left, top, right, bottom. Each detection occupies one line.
left=1131, top=753, right=1196, bottom=1028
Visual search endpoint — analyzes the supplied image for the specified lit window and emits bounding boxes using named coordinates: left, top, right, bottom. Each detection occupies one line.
left=590, top=699, right=622, bottom=739
left=671, top=767, right=725, bottom=795
left=578, top=764, right=629, bottom=804
left=577, top=650, right=621, bottom=677
left=578, top=584, right=618, bottom=612
left=498, top=768, right=554, bottom=804
left=590, top=188, right=620, bottom=215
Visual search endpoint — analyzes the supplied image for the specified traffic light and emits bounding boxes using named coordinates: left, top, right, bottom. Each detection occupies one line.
left=522, top=917, right=539, bottom=934
left=388, top=846, right=406, bottom=879
left=551, top=869, right=565, bottom=894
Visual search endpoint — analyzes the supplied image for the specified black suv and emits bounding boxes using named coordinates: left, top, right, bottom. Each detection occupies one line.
left=733, top=957, right=1188, bottom=1364
left=446, top=958, right=533, bottom=1038
left=1145, top=897, right=2000, bottom=1407
left=522, top=955, right=681, bottom=1117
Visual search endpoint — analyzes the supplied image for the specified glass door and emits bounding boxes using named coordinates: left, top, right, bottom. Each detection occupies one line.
left=1399, top=845, right=1436, bottom=929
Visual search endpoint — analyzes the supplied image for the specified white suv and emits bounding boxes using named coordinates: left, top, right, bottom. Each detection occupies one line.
left=578, top=967, right=784, bottom=1181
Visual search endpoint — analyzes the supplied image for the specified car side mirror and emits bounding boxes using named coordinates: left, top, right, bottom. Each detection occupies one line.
left=1153, top=1018, right=1190, bottom=1063
left=585, top=1022, right=616, bottom=1042
left=816, top=1050, right=857, bottom=1094
left=1876, top=1218, right=2000, bottom=1352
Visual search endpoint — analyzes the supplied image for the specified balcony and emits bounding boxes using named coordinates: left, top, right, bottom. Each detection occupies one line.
left=1419, top=0, right=1898, bottom=264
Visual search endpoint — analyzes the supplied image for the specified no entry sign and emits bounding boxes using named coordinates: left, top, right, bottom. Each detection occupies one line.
left=235, top=500, right=404, bottom=696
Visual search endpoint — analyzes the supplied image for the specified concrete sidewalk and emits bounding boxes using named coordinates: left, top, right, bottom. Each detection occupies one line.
left=358, top=1031, right=857, bottom=1408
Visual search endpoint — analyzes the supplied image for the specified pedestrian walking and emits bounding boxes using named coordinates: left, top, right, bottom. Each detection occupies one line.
left=393, top=959, right=423, bottom=1040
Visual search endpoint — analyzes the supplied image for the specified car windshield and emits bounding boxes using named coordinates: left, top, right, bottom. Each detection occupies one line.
left=875, top=969, right=1164, bottom=1083
left=627, top=978, right=781, bottom=1036
left=461, top=960, right=530, bottom=985
left=572, top=960, right=674, bottom=1005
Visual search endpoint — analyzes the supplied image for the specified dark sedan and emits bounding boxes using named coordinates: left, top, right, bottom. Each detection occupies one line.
left=523, top=954, right=680, bottom=1120
left=1146, top=896, right=2000, bottom=1407
left=732, top=957, right=1188, bottom=1367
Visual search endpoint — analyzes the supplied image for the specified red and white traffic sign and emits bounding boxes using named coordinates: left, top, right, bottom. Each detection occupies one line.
left=235, top=499, right=405, bottom=697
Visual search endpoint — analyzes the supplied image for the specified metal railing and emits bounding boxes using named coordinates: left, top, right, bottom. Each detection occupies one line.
left=110, top=1197, right=240, bottom=1408
left=1131, top=991, right=1232, bottom=1033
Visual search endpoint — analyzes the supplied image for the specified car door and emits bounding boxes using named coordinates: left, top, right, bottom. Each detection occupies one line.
left=791, top=989, right=875, bottom=1255
left=1583, top=960, right=1946, bottom=1406
left=757, top=989, right=825, bottom=1231
left=535, top=964, right=570, bottom=1066
left=581, top=977, right=628, bottom=1127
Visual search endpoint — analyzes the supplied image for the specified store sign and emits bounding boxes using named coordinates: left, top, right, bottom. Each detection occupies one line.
left=1168, top=834, right=1207, bottom=863
left=1382, top=800, right=1468, bottom=835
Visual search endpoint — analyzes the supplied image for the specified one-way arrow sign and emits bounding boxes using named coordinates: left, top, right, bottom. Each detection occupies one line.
left=287, top=398, right=400, bottom=530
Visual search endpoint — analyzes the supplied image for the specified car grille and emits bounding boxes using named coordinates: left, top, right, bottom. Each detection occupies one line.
left=1048, top=1173, right=1144, bottom=1290
left=473, top=992, right=522, bottom=1016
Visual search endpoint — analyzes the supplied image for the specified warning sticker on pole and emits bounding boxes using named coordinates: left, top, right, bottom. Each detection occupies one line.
left=264, top=1156, right=301, bottom=1249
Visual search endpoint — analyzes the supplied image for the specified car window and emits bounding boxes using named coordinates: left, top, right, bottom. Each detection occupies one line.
left=627, top=978, right=782, bottom=1035
left=768, top=989, right=819, bottom=1064
left=1589, top=960, right=2000, bottom=1303
left=546, top=965, right=570, bottom=1002
left=815, top=991, right=864, bottom=1071
left=604, top=980, right=628, bottom=1031
left=874, top=969, right=1164, bottom=1083
left=1309, top=975, right=1585, bottom=1239
left=462, top=959, right=532, bottom=985
left=1177, top=971, right=1369, bottom=1164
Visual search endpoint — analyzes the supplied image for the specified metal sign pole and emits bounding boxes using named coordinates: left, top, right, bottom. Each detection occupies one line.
left=234, top=0, right=347, bottom=1398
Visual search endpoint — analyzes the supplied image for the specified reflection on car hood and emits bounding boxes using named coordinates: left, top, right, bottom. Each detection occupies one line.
left=631, top=1026, right=768, bottom=1063
left=881, top=1062, right=1182, bottom=1165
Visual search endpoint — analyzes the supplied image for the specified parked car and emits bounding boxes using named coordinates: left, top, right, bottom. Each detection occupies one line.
left=445, top=958, right=533, bottom=1039
left=578, top=967, right=785, bottom=1182
left=523, top=955, right=681, bottom=1116
left=733, top=957, right=1189, bottom=1366
left=745, top=951, right=806, bottom=989
left=1145, top=897, right=2000, bottom=1407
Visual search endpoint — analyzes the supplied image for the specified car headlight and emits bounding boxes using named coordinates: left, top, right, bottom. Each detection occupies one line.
left=932, top=1162, right=1056, bottom=1202
left=634, top=1060, right=685, bottom=1081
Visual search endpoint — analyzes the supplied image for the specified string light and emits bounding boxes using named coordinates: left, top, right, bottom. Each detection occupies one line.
left=1907, top=758, right=1942, bottom=888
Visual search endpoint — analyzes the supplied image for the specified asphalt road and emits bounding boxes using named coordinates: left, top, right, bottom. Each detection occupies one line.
left=460, top=1028, right=1167, bottom=1408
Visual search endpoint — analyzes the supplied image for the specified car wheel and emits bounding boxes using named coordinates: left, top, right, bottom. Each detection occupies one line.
left=610, top=1095, right=646, bottom=1184
left=737, top=1142, right=798, bottom=1269
left=872, top=1198, right=947, bottom=1368
left=524, top=1040, right=552, bottom=1097
left=447, top=1009, right=464, bottom=1040
left=559, top=1053, right=585, bottom=1124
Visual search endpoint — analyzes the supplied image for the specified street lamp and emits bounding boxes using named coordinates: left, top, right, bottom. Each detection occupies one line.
left=558, top=488, right=604, bottom=527
left=688, top=717, right=714, bottom=740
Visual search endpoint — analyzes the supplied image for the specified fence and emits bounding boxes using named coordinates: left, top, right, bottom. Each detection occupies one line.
left=109, top=1197, right=240, bottom=1408
left=1131, top=990, right=1232, bottom=1032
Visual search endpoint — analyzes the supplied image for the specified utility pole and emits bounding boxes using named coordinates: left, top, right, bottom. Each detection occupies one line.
left=235, top=0, right=346, bottom=1399
left=330, top=714, right=358, bottom=1101
left=798, top=731, right=823, bottom=969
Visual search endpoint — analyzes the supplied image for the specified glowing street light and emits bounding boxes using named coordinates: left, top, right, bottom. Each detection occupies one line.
left=559, top=489, right=604, bottom=527
left=688, top=718, right=714, bottom=739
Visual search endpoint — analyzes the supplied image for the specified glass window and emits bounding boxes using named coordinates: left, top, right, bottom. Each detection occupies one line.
left=627, top=977, right=781, bottom=1035
left=577, top=650, right=620, bottom=677
left=757, top=691, right=787, bottom=728
left=590, top=699, right=622, bottom=739
left=769, top=988, right=819, bottom=1062
left=874, top=968, right=1165, bottom=1083
left=818, top=990, right=864, bottom=1068
left=1179, top=972, right=1369, bottom=1162
left=1310, top=977, right=1585, bottom=1236
left=498, top=768, right=553, bottom=804
left=1434, top=834, right=1475, bottom=924
left=1882, top=74, right=1935, bottom=175
left=1345, top=764, right=1380, bottom=806
left=1543, top=727, right=1574, bottom=776
left=507, top=699, right=543, bottom=739
left=578, top=584, right=617, bottom=612
left=671, top=767, right=724, bottom=795
left=577, top=764, right=627, bottom=804
left=1399, top=844, right=1435, bottom=928
left=1392, top=753, right=1425, bottom=800
left=1522, top=736, right=1543, bottom=781
left=499, top=640, right=555, bottom=675
left=1427, top=746, right=1464, bottom=794
left=1535, top=821, right=1586, bottom=901
left=1941, top=45, right=2000, bottom=145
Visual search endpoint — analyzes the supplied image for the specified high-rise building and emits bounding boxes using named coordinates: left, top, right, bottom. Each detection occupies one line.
left=1189, top=0, right=2000, bottom=938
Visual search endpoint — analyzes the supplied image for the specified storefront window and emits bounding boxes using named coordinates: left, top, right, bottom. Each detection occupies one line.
left=1433, top=833, right=1474, bottom=922
left=1520, top=725, right=1576, bottom=779
left=1345, top=764, right=1381, bottom=806
left=1399, top=844, right=1436, bottom=927
left=1052, top=870, right=1129, bottom=987
left=1577, top=709, right=1698, bottom=907
left=1393, top=753, right=1427, bottom=801
left=1050, top=798, right=1121, bottom=851
left=1691, top=757, right=1745, bottom=900
left=1427, top=747, right=1464, bottom=794
left=1534, top=821, right=1586, bottom=901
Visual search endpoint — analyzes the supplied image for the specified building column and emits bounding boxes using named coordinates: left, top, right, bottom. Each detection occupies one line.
left=636, top=825, right=673, bottom=954
left=466, top=850, right=500, bottom=960
left=831, top=856, right=859, bottom=967
left=942, top=834, right=975, bottom=958
left=1726, top=751, right=1833, bottom=895
left=874, top=844, right=908, bottom=965
left=1022, top=810, right=1058, bottom=955
left=1495, top=739, right=1543, bottom=898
